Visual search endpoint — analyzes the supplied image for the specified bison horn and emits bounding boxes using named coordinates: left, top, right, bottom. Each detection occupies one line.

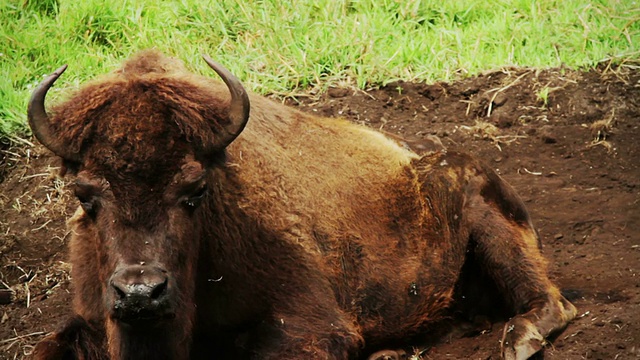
left=28, top=65, right=80, bottom=162
left=202, top=55, right=250, bottom=151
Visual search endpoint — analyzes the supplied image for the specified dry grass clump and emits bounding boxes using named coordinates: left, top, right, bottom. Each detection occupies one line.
left=461, top=120, right=528, bottom=151
left=587, top=109, right=616, bottom=153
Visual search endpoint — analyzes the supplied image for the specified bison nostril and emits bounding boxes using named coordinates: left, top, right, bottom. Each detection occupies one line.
left=112, top=282, right=128, bottom=300
left=150, top=278, right=168, bottom=299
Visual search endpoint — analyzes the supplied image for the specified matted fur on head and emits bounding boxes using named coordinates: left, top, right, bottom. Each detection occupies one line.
left=48, top=50, right=237, bottom=176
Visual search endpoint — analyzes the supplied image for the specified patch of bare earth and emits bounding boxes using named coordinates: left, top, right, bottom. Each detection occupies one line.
left=1, top=64, right=639, bottom=359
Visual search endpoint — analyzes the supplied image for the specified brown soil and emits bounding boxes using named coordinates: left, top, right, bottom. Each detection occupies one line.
left=1, top=64, right=639, bottom=359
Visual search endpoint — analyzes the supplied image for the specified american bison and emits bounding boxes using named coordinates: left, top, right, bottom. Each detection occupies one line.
left=29, top=51, right=576, bottom=360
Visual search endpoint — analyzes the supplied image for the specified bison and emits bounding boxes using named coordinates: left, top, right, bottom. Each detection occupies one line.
left=29, top=51, right=576, bottom=360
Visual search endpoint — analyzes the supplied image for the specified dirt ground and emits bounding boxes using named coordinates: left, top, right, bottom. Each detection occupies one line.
left=1, top=63, right=639, bottom=359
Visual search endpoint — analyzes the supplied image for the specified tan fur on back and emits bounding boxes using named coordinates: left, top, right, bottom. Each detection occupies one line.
left=229, top=95, right=419, bottom=250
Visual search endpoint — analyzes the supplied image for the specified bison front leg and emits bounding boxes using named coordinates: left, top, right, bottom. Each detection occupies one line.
left=465, top=169, right=577, bottom=360
left=245, top=301, right=363, bottom=359
left=32, top=315, right=107, bottom=360
left=251, top=316, right=363, bottom=359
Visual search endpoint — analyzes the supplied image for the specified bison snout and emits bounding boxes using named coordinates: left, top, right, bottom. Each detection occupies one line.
left=109, top=265, right=174, bottom=323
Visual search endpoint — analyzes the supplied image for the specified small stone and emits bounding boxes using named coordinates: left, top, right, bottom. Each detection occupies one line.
left=327, top=87, right=349, bottom=98
left=539, top=125, right=557, bottom=143
left=554, top=233, right=564, bottom=240
left=493, top=93, right=508, bottom=107
left=0, top=289, right=13, bottom=305
left=542, top=135, right=556, bottom=144
left=495, top=114, right=513, bottom=128
left=437, top=130, right=449, bottom=137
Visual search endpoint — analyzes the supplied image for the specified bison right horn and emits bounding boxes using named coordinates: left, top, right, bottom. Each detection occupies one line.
left=27, top=65, right=81, bottom=162
left=202, top=55, right=250, bottom=151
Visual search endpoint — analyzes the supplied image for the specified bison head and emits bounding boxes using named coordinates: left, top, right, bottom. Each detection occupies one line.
left=27, top=52, right=250, bottom=358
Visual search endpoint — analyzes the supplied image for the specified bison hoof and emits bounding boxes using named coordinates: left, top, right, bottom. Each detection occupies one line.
left=500, top=317, right=545, bottom=360
left=367, top=349, right=407, bottom=360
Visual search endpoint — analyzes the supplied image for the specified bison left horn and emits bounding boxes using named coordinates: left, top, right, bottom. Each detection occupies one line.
left=202, top=54, right=250, bottom=151
left=28, top=65, right=81, bottom=162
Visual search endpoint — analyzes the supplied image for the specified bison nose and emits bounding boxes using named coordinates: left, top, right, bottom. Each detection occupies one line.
left=111, top=268, right=168, bottom=300
left=109, top=265, right=173, bottom=322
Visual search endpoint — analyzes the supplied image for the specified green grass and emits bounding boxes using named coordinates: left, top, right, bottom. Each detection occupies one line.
left=1, top=0, right=638, bottom=140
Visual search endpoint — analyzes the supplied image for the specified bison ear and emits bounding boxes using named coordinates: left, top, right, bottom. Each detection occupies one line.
left=201, top=55, right=250, bottom=151
left=28, top=65, right=82, bottom=163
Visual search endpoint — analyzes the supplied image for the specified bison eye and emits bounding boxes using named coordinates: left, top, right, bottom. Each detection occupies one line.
left=183, top=186, right=207, bottom=209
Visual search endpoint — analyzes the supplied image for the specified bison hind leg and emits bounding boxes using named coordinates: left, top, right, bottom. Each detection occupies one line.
left=467, top=212, right=577, bottom=359
left=32, top=315, right=107, bottom=360
left=501, top=295, right=576, bottom=360
left=464, top=167, right=577, bottom=359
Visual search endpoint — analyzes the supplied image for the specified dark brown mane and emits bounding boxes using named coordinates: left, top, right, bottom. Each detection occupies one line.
left=50, top=50, right=234, bottom=174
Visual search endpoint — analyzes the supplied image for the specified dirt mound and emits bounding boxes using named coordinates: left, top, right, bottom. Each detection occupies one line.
left=2, top=64, right=639, bottom=359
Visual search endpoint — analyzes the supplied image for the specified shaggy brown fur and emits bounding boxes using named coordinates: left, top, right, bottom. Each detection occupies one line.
left=31, top=50, right=576, bottom=360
